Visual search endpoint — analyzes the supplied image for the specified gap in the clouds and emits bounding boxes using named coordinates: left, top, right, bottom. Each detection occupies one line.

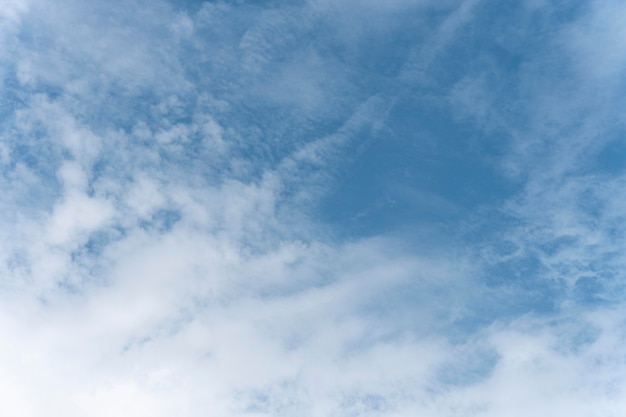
left=317, top=94, right=515, bottom=239
left=139, top=209, right=182, bottom=233
left=594, top=135, right=626, bottom=175
left=64, top=227, right=127, bottom=288
left=84, top=224, right=129, bottom=254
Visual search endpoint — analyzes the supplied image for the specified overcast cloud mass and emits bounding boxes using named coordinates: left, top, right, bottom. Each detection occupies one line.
left=2, top=0, right=626, bottom=415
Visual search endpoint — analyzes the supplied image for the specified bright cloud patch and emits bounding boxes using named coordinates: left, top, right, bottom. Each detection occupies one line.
left=2, top=0, right=626, bottom=415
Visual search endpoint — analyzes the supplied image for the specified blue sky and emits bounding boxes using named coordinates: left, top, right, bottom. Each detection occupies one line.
left=2, top=0, right=626, bottom=415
